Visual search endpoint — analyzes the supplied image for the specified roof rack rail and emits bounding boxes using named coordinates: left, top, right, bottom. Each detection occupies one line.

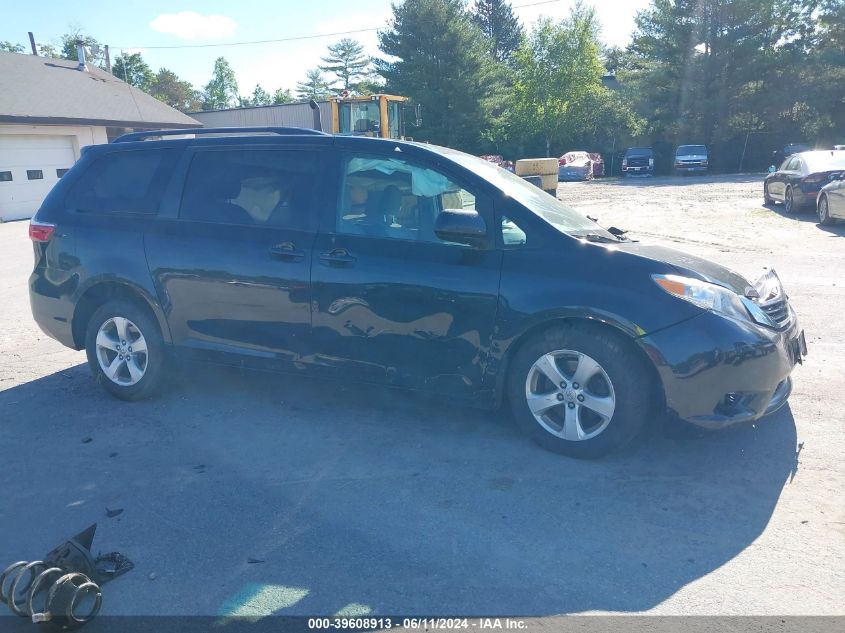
left=113, top=127, right=328, bottom=143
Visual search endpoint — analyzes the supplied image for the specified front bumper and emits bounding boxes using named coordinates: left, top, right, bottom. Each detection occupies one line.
left=638, top=307, right=804, bottom=429
left=623, top=165, right=653, bottom=174
left=675, top=164, right=708, bottom=173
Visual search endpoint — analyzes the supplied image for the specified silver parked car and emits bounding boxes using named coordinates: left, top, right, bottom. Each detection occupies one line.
left=817, top=171, right=845, bottom=225
left=674, top=145, right=709, bottom=174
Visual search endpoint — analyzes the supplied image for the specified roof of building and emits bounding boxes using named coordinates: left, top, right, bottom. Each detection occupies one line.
left=0, top=51, right=201, bottom=129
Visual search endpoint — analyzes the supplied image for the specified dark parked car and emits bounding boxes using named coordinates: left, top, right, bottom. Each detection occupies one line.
left=29, top=128, right=806, bottom=458
left=673, top=144, right=709, bottom=174
left=621, top=147, right=654, bottom=176
left=764, top=150, right=845, bottom=213
left=817, top=170, right=845, bottom=225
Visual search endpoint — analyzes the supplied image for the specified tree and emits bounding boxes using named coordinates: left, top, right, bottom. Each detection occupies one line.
left=273, top=88, right=294, bottom=104
left=149, top=68, right=203, bottom=112
left=0, top=41, right=25, bottom=53
left=296, top=69, right=332, bottom=100
left=378, top=0, right=504, bottom=151
left=319, top=38, right=373, bottom=93
left=60, top=29, right=106, bottom=68
left=202, top=57, right=239, bottom=110
left=240, top=84, right=272, bottom=107
left=510, top=4, right=607, bottom=156
left=112, top=52, right=154, bottom=90
left=37, top=43, right=59, bottom=58
left=470, top=0, right=524, bottom=63
left=623, top=0, right=834, bottom=170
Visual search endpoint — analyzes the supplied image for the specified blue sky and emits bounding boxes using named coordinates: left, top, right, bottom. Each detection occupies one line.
left=2, top=0, right=650, bottom=97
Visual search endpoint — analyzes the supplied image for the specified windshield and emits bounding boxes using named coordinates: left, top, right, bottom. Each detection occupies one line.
left=429, top=145, right=600, bottom=234
left=677, top=145, right=706, bottom=155
left=625, top=148, right=653, bottom=157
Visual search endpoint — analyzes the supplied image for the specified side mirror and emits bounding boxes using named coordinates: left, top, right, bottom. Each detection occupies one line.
left=434, top=209, right=487, bottom=247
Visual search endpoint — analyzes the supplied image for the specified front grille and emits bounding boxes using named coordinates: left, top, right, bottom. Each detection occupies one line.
left=760, top=298, right=791, bottom=328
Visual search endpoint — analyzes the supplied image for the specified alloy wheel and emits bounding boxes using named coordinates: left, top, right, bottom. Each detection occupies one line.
left=95, top=317, right=148, bottom=386
left=524, top=350, right=616, bottom=441
left=785, top=187, right=794, bottom=213
left=818, top=196, right=829, bottom=223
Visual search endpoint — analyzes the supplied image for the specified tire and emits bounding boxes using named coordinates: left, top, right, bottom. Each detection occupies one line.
left=818, top=194, right=833, bottom=225
left=763, top=183, right=774, bottom=206
left=784, top=186, right=798, bottom=214
left=84, top=299, right=166, bottom=401
left=507, top=324, right=651, bottom=458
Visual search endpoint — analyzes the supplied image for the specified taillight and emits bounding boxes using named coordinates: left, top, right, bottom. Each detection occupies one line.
left=802, top=173, right=825, bottom=184
left=29, top=221, right=56, bottom=242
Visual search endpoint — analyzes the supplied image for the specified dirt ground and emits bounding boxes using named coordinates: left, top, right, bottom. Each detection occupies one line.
left=0, top=173, right=843, bottom=622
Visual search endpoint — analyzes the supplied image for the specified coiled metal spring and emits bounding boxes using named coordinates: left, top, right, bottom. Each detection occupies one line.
left=0, top=560, right=101, bottom=628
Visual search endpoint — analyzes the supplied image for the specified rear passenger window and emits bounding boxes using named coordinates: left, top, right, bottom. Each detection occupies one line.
left=65, top=149, right=179, bottom=214
left=179, top=149, right=320, bottom=229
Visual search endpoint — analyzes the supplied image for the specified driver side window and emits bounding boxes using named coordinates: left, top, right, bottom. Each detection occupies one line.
left=336, top=154, right=481, bottom=245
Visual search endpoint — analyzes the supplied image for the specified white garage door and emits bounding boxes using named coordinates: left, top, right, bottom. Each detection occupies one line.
left=0, top=135, right=76, bottom=222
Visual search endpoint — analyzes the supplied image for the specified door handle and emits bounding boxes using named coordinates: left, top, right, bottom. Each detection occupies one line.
left=269, top=242, right=305, bottom=261
left=319, top=247, right=357, bottom=265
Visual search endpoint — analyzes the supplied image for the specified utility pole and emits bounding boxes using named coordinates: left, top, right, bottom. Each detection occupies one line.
left=28, top=32, right=37, bottom=56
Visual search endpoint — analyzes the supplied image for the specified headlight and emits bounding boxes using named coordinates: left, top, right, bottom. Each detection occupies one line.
left=653, top=274, right=776, bottom=327
left=752, top=268, right=785, bottom=305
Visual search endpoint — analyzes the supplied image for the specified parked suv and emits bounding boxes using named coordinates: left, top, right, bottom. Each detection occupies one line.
left=621, top=147, right=655, bottom=176
left=674, top=145, right=709, bottom=174
left=29, top=128, right=806, bottom=458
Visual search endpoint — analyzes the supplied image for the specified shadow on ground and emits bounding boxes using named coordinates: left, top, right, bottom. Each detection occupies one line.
left=567, top=174, right=766, bottom=188
left=760, top=201, right=845, bottom=236
left=0, top=362, right=797, bottom=618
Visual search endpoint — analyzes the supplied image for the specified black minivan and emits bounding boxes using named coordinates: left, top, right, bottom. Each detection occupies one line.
left=29, top=128, right=806, bottom=457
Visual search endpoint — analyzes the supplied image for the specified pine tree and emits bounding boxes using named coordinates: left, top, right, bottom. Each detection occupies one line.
left=378, top=0, right=503, bottom=150
left=470, top=0, right=524, bottom=63
left=296, top=69, right=332, bottom=100
left=319, top=38, right=373, bottom=93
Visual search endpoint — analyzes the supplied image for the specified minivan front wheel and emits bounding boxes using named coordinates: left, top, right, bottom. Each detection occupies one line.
left=507, top=325, right=650, bottom=458
left=85, top=299, right=165, bottom=400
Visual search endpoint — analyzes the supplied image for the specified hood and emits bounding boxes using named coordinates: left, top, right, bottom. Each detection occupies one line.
left=612, top=242, right=752, bottom=295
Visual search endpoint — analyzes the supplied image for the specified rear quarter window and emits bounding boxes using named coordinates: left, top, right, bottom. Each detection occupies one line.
left=65, top=148, right=180, bottom=214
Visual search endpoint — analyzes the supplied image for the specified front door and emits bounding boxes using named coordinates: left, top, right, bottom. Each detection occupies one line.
left=145, top=145, right=327, bottom=367
left=310, top=150, right=502, bottom=396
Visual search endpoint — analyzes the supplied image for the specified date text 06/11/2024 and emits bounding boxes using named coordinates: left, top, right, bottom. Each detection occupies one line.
left=307, top=617, right=528, bottom=629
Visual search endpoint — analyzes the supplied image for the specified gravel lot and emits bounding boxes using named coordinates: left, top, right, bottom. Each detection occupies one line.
left=1, top=173, right=843, bottom=622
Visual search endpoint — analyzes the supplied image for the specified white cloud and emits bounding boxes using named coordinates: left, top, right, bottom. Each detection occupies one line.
left=150, top=11, right=238, bottom=40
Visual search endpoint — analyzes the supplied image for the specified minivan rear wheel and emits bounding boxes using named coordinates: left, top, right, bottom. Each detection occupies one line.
left=85, top=299, right=165, bottom=401
left=507, top=324, right=650, bottom=458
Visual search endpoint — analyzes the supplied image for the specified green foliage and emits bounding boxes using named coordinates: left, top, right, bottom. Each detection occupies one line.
left=203, top=57, right=239, bottom=110
left=296, top=69, right=333, bottom=100
left=37, top=43, right=59, bottom=58
left=622, top=0, right=844, bottom=171
left=509, top=4, right=611, bottom=156
left=59, top=29, right=106, bottom=68
left=113, top=52, right=154, bottom=91
left=0, top=41, right=25, bottom=53
left=378, top=0, right=504, bottom=151
left=320, top=38, right=373, bottom=93
left=240, top=84, right=272, bottom=107
left=273, top=88, right=294, bottom=104
left=149, top=68, right=203, bottom=112
left=470, top=0, right=524, bottom=63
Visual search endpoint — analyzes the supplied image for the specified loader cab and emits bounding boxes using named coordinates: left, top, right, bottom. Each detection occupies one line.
left=332, top=94, right=407, bottom=140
